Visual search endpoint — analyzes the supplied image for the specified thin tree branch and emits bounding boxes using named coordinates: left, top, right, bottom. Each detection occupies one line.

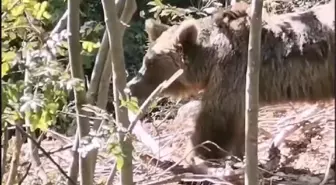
left=5, top=123, right=23, bottom=185
left=67, top=0, right=94, bottom=183
left=100, top=0, right=137, bottom=184
left=15, top=124, right=76, bottom=185
left=18, top=162, right=32, bottom=185
left=245, top=0, right=263, bottom=184
left=1, top=125, right=9, bottom=180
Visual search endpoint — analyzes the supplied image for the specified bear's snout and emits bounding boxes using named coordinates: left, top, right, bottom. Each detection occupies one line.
left=126, top=76, right=155, bottom=105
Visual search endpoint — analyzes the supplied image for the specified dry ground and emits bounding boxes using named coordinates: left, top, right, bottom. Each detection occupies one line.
left=138, top=99, right=335, bottom=185
left=4, top=99, right=334, bottom=185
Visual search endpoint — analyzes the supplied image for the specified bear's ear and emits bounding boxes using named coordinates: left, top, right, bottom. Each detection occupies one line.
left=175, top=20, right=199, bottom=47
left=145, top=19, right=170, bottom=42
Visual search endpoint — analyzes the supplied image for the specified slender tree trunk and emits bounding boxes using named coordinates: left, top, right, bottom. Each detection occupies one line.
left=88, top=0, right=136, bottom=177
left=100, top=0, right=137, bottom=184
left=1, top=125, right=9, bottom=180
left=67, top=0, right=93, bottom=184
left=67, top=131, right=80, bottom=185
left=5, top=122, right=23, bottom=185
left=245, top=0, right=263, bottom=185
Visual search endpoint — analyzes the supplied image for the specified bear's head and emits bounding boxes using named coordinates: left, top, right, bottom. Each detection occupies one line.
left=127, top=19, right=202, bottom=104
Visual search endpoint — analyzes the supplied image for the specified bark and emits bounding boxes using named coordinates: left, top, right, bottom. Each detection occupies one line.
left=5, top=122, right=23, bottom=185
left=88, top=0, right=135, bottom=177
left=67, top=131, right=80, bottom=185
left=244, top=0, right=263, bottom=185
left=67, top=0, right=93, bottom=183
left=100, top=0, right=137, bottom=184
left=86, top=0, right=126, bottom=105
left=1, top=125, right=9, bottom=181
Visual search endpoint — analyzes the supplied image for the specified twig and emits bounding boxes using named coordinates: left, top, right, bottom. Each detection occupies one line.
left=18, top=162, right=32, bottom=185
left=15, top=124, right=76, bottom=185
left=319, top=150, right=334, bottom=185
left=271, top=106, right=319, bottom=148
left=46, top=144, right=73, bottom=155
left=137, top=173, right=236, bottom=185
left=46, top=129, right=72, bottom=144
left=59, top=110, right=106, bottom=121
left=32, top=132, right=46, bottom=154
left=1, top=125, right=9, bottom=180
left=51, top=10, right=69, bottom=35
left=137, top=140, right=236, bottom=182
left=139, top=153, right=188, bottom=174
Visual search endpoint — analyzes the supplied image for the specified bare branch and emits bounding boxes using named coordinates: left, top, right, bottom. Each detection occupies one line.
left=245, top=0, right=264, bottom=184
left=15, top=124, right=76, bottom=185
left=50, top=10, right=68, bottom=35
left=1, top=125, right=9, bottom=180
left=319, top=150, right=334, bottom=185
left=18, top=162, right=32, bottom=185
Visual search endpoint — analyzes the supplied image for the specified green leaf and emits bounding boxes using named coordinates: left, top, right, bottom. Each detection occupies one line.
left=11, top=111, right=22, bottom=121
left=29, top=113, right=40, bottom=131
left=35, top=1, right=48, bottom=20
left=87, top=44, right=93, bottom=53
left=2, top=91, right=8, bottom=113
left=46, top=102, right=59, bottom=114
left=108, top=143, right=122, bottom=154
left=82, top=41, right=88, bottom=50
left=36, top=10, right=43, bottom=20
left=92, top=42, right=100, bottom=48
left=154, top=0, right=163, bottom=6
left=11, top=4, right=25, bottom=17
left=147, top=1, right=157, bottom=6
left=33, top=3, right=41, bottom=11
left=120, top=97, right=140, bottom=114
left=37, top=110, right=50, bottom=131
left=42, top=11, right=51, bottom=19
left=40, top=1, right=48, bottom=12
left=116, top=156, right=124, bottom=171
left=2, top=51, right=16, bottom=62
left=82, top=41, right=98, bottom=53
left=2, top=62, right=10, bottom=78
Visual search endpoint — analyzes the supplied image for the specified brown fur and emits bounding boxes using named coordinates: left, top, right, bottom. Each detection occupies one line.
left=127, top=1, right=335, bottom=165
left=213, top=1, right=250, bottom=29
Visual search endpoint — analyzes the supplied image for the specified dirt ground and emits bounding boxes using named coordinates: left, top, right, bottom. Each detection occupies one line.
left=7, top=99, right=334, bottom=185
left=138, top=99, right=335, bottom=185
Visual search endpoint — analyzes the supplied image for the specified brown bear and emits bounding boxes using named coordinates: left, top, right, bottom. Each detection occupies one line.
left=127, top=1, right=335, bottom=165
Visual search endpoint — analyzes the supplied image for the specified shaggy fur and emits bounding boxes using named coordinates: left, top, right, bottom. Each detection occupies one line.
left=214, top=1, right=250, bottom=28
left=127, top=1, right=335, bottom=163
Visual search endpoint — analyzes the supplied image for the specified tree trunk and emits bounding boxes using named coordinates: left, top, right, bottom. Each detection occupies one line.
left=100, top=0, right=137, bottom=184
left=67, top=0, right=93, bottom=183
left=244, top=0, right=263, bottom=185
